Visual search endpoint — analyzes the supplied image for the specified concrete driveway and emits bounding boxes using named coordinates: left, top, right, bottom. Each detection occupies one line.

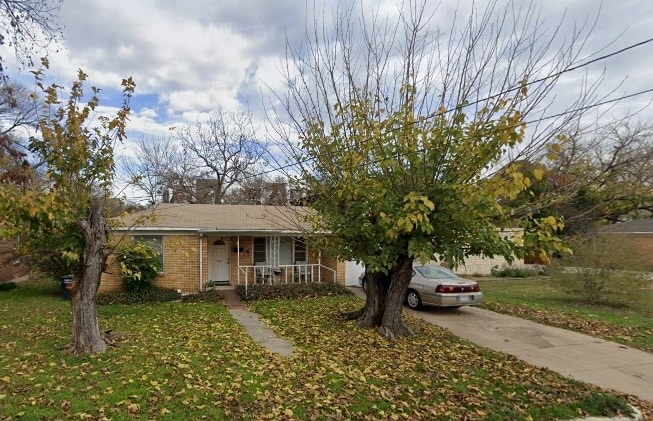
left=349, top=287, right=653, bottom=402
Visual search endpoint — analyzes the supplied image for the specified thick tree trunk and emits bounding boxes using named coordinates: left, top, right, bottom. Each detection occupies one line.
left=352, top=254, right=414, bottom=340
left=355, top=272, right=390, bottom=329
left=378, top=254, right=414, bottom=340
left=68, top=196, right=108, bottom=354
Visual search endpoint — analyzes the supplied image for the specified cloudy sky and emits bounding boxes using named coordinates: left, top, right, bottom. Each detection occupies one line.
left=2, top=0, right=652, bottom=200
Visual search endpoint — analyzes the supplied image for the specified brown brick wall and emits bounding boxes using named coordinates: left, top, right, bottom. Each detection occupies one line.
left=156, top=235, right=202, bottom=293
left=621, top=234, right=653, bottom=271
left=100, top=234, right=203, bottom=294
left=230, top=236, right=253, bottom=285
left=100, top=254, right=123, bottom=293
left=316, top=254, right=344, bottom=285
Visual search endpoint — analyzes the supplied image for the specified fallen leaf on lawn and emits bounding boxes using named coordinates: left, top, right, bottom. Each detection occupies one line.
left=127, top=403, right=140, bottom=414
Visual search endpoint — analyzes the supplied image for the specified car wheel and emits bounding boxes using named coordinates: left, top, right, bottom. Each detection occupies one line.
left=406, top=289, right=422, bottom=310
left=361, top=279, right=367, bottom=293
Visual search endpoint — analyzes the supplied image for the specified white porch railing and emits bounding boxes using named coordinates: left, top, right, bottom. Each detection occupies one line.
left=237, top=263, right=337, bottom=293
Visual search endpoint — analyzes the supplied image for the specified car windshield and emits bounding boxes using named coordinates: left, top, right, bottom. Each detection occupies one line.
left=415, top=265, right=457, bottom=279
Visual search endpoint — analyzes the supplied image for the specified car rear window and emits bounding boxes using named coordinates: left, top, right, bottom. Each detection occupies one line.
left=415, top=265, right=456, bottom=279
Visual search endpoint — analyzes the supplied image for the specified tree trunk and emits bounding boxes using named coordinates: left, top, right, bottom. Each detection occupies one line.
left=355, top=271, right=390, bottom=328
left=68, top=196, right=108, bottom=354
left=378, top=254, right=414, bottom=340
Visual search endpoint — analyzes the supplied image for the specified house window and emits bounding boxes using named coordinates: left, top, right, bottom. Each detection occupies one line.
left=133, top=235, right=164, bottom=271
left=253, top=237, right=266, bottom=263
left=279, top=237, right=293, bottom=265
left=294, top=238, right=307, bottom=262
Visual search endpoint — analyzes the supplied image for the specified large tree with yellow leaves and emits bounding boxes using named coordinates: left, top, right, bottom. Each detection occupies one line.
left=0, top=61, right=134, bottom=353
left=278, top=0, right=602, bottom=339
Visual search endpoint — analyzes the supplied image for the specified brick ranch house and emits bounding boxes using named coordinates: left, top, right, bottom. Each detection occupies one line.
left=100, top=204, right=345, bottom=294
left=598, top=218, right=653, bottom=271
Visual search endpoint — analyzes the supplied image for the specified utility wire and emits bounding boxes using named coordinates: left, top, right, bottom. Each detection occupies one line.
left=123, top=38, right=653, bottom=200
left=431, top=38, right=653, bottom=120
left=136, top=85, right=653, bottom=197
left=123, top=85, right=653, bottom=203
left=246, top=38, right=653, bottom=181
left=243, top=87, right=653, bottom=182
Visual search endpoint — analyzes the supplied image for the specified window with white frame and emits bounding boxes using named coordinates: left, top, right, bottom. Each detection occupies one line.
left=279, top=237, right=293, bottom=265
left=133, top=235, right=164, bottom=271
left=253, top=237, right=266, bottom=263
left=294, top=237, right=307, bottom=262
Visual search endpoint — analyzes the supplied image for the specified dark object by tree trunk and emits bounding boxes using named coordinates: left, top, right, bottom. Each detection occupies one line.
left=67, top=196, right=109, bottom=354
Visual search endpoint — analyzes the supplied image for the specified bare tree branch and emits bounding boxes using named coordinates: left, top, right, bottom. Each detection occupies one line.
left=176, top=110, right=266, bottom=204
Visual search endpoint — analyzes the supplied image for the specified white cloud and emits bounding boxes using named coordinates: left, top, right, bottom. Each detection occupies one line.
left=1, top=0, right=652, bottom=203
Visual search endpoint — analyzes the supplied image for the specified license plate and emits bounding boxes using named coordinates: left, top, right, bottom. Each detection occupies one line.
left=457, top=295, right=474, bottom=303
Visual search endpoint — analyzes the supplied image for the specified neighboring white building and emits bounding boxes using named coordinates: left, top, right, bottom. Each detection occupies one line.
left=342, top=228, right=526, bottom=284
left=443, top=228, right=525, bottom=276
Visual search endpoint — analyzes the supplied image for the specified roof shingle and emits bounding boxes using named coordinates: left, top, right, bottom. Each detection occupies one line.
left=115, top=204, right=313, bottom=233
left=599, top=218, right=653, bottom=234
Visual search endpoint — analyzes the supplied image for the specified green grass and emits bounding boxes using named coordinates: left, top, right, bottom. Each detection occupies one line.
left=0, top=277, right=644, bottom=419
left=478, top=277, right=653, bottom=353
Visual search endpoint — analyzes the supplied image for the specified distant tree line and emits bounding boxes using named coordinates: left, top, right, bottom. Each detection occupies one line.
left=121, top=110, right=302, bottom=206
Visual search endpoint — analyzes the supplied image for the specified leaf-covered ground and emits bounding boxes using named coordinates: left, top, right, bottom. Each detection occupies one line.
left=0, top=279, right=648, bottom=420
left=478, top=278, right=653, bottom=353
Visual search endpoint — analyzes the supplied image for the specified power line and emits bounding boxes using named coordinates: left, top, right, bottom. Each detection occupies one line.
left=245, top=38, right=653, bottom=181
left=242, top=86, right=653, bottom=182
left=433, top=37, right=653, bottom=120
left=123, top=38, right=653, bottom=200
left=132, top=85, right=653, bottom=196
left=523, top=88, right=653, bottom=125
left=124, top=81, right=652, bottom=204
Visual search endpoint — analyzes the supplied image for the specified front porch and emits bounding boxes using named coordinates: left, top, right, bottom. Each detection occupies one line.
left=237, top=263, right=337, bottom=287
left=204, top=234, right=338, bottom=291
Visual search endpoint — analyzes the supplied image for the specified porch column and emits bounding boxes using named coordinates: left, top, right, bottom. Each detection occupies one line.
left=237, top=236, right=240, bottom=285
left=199, top=233, right=203, bottom=292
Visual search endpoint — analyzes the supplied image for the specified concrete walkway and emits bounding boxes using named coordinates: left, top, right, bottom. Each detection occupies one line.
left=348, top=287, right=652, bottom=403
left=221, top=288, right=294, bottom=357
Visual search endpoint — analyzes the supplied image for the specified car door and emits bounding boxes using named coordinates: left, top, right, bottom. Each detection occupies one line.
left=408, top=268, right=427, bottom=298
left=416, top=265, right=451, bottom=305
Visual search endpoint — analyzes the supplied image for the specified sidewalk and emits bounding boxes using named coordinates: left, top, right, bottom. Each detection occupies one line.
left=221, top=288, right=294, bottom=357
left=348, top=287, right=653, bottom=403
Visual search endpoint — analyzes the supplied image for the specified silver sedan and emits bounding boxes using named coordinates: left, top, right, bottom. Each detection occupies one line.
left=359, top=263, right=484, bottom=310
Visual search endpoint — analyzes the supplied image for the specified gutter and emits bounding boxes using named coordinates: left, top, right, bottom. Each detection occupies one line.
left=114, top=227, right=308, bottom=235
left=601, top=232, right=652, bottom=235
left=113, top=227, right=201, bottom=233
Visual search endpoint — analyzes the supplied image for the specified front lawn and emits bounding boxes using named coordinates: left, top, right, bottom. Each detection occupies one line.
left=0, top=278, right=647, bottom=419
left=478, top=277, right=653, bottom=353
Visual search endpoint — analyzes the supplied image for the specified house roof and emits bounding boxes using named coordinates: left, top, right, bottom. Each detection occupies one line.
left=599, top=218, right=653, bottom=234
left=115, top=204, right=313, bottom=234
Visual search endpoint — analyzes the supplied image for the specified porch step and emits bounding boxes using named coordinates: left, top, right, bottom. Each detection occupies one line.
left=212, top=285, right=235, bottom=290
left=206, top=281, right=231, bottom=289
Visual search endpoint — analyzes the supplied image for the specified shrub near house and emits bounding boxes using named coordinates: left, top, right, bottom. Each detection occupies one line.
left=116, top=240, right=160, bottom=292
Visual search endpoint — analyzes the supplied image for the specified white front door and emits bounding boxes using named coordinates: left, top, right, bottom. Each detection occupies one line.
left=209, top=241, right=230, bottom=283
